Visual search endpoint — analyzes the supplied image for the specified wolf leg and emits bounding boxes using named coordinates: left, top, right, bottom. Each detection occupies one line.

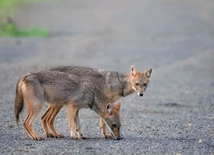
left=41, top=105, right=52, bottom=137
left=100, top=118, right=111, bottom=139
left=67, top=104, right=79, bottom=139
left=75, top=110, right=86, bottom=139
left=23, top=100, right=44, bottom=140
left=47, top=104, right=64, bottom=138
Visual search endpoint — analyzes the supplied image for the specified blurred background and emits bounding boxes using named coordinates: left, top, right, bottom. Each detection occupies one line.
left=1, top=0, right=213, bottom=100
left=0, top=0, right=214, bottom=154
left=0, top=0, right=213, bottom=67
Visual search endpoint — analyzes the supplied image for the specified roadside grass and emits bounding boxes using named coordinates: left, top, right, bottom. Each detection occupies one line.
left=0, top=0, right=49, bottom=37
left=0, top=23, right=49, bottom=37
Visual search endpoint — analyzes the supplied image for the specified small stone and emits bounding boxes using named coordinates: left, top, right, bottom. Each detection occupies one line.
left=188, top=123, right=192, bottom=127
left=198, top=139, right=203, bottom=143
left=110, top=145, right=115, bottom=149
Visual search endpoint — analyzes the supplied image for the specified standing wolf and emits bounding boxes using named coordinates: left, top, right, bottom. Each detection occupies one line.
left=14, top=71, right=121, bottom=140
left=41, top=65, right=152, bottom=138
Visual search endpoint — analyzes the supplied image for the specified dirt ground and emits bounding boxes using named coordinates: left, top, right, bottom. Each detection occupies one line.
left=0, top=0, right=214, bottom=154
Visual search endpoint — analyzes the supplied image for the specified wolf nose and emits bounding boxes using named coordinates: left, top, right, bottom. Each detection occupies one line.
left=139, top=93, right=143, bottom=97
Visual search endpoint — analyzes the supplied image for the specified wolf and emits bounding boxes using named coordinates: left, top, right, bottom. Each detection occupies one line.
left=41, top=65, right=152, bottom=138
left=14, top=71, right=121, bottom=140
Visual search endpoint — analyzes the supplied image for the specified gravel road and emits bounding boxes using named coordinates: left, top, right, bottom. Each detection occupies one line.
left=0, top=0, right=214, bottom=154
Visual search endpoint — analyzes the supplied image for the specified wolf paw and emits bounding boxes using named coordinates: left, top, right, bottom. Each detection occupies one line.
left=104, top=134, right=111, bottom=139
left=71, top=136, right=78, bottom=140
left=33, top=136, right=44, bottom=141
left=47, top=133, right=64, bottom=138
left=46, top=133, right=54, bottom=138
left=78, top=134, right=86, bottom=139
left=55, top=134, right=64, bottom=138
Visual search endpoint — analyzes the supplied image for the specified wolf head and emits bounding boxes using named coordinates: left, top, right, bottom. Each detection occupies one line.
left=130, top=65, right=152, bottom=97
left=103, top=102, right=121, bottom=140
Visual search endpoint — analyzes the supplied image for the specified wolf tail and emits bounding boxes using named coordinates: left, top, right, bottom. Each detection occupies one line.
left=14, top=75, right=28, bottom=123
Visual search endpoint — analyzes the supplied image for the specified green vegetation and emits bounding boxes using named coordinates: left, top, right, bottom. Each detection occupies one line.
left=0, top=0, right=49, bottom=37
left=0, top=0, right=20, bottom=17
left=0, top=23, right=49, bottom=37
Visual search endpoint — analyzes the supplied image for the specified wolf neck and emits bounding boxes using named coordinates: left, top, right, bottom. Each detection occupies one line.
left=103, top=72, right=134, bottom=102
left=119, top=73, right=134, bottom=97
left=90, top=95, right=109, bottom=118
left=92, top=104, right=107, bottom=118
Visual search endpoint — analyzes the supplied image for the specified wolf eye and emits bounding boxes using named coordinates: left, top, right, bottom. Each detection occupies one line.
left=112, top=124, right=117, bottom=128
left=135, top=83, right=139, bottom=86
left=143, top=83, right=147, bottom=87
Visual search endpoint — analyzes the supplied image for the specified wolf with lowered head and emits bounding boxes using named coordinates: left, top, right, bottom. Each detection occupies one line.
left=14, top=71, right=121, bottom=140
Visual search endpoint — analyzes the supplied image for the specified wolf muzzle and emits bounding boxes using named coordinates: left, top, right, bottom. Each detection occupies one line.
left=111, top=133, right=121, bottom=140
left=139, top=93, right=143, bottom=97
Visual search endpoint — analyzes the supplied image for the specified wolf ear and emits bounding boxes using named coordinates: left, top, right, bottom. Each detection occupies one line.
left=130, top=65, right=137, bottom=77
left=114, top=101, right=121, bottom=111
left=106, top=103, right=113, bottom=114
left=144, top=67, right=152, bottom=78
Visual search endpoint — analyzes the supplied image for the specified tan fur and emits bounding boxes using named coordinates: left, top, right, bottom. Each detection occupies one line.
left=41, top=104, right=64, bottom=138
left=15, top=71, right=121, bottom=140
left=40, top=65, right=152, bottom=139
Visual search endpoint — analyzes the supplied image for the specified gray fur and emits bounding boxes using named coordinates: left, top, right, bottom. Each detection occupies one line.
left=24, top=71, right=109, bottom=114
left=50, top=66, right=132, bottom=102
left=15, top=70, right=121, bottom=140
